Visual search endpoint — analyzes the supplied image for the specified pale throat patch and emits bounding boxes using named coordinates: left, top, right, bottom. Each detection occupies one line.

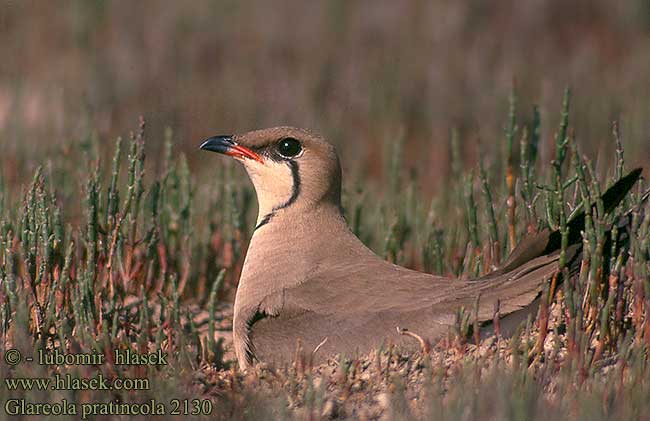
left=243, top=159, right=299, bottom=226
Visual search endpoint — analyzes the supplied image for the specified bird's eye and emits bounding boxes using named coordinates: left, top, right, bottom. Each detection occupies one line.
left=277, top=137, right=302, bottom=158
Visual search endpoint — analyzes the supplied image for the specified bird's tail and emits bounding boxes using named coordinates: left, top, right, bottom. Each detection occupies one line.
left=474, top=168, right=644, bottom=333
left=499, top=167, right=643, bottom=273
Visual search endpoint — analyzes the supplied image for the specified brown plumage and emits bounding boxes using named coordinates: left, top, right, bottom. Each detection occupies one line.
left=200, top=127, right=641, bottom=369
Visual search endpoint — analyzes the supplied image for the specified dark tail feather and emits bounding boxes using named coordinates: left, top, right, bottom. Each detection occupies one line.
left=500, top=168, right=643, bottom=272
left=543, top=167, right=643, bottom=254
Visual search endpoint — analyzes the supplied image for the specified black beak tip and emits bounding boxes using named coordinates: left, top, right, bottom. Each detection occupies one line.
left=200, top=135, right=234, bottom=153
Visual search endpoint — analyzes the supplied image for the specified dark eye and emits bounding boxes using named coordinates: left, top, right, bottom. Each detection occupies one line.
left=277, top=137, right=302, bottom=158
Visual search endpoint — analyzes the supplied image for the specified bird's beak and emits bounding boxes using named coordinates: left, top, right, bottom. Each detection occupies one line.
left=200, top=135, right=264, bottom=163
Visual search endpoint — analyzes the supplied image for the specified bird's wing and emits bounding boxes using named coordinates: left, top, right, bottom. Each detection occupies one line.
left=249, top=250, right=563, bottom=364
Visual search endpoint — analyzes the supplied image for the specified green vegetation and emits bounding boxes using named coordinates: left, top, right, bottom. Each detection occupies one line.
left=1, top=88, right=649, bottom=419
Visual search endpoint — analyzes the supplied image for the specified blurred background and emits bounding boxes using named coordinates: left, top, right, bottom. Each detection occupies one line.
left=1, top=0, right=649, bottom=190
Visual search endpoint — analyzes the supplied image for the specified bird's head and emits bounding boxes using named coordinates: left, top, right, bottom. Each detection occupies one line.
left=200, top=126, right=342, bottom=220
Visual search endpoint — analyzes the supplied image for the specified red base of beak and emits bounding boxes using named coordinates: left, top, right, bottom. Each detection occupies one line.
left=226, top=145, right=264, bottom=163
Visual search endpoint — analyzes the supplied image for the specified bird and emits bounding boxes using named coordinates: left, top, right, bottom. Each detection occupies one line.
left=200, top=126, right=642, bottom=369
